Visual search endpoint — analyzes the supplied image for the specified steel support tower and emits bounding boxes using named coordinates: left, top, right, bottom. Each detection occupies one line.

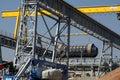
left=98, top=41, right=114, bottom=76
left=14, top=0, right=70, bottom=79
left=14, top=0, right=38, bottom=79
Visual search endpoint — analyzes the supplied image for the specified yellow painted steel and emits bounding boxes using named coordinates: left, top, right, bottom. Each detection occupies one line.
left=1, top=4, right=120, bottom=39
left=1, top=9, right=51, bottom=18
left=63, top=33, right=88, bottom=37
left=23, top=26, right=27, bottom=42
left=2, top=10, right=20, bottom=17
left=2, top=4, right=120, bottom=18
left=13, top=7, right=20, bottom=39
left=77, top=4, right=120, bottom=13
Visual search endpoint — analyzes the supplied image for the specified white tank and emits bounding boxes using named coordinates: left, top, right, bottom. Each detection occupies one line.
left=42, top=69, right=62, bottom=80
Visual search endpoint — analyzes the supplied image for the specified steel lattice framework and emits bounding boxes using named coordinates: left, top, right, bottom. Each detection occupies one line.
left=37, top=0, right=120, bottom=49
left=12, top=0, right=120, bottom=79
left=14, top=1, right=38, bottom=79
left=14, top=0, right=70, bottom=79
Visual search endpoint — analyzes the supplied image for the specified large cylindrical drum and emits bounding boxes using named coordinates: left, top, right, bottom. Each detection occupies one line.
left=58, top=43, right=98, bottom=58
left=69, top=43, right=98, bottom=57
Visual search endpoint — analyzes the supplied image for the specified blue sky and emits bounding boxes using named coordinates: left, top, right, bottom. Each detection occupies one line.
left=0, top=0, right=120, bottom=61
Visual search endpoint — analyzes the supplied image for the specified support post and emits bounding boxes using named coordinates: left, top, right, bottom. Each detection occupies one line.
left=66, top=17, right=70, bottom=79
left=0, top=46, right=2, bottom=63
left=98, top=41, right=114, bottom=77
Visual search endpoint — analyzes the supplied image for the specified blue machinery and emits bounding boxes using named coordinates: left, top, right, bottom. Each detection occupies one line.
left=2, top=0, right=120, bottom=80
left=3, top=59, right=67, bottom=80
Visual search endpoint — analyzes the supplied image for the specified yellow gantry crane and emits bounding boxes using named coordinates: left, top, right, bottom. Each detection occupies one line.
left=1, top=4, right=120, bottom=39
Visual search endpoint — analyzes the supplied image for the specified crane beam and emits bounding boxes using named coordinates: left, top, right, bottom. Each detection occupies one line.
left=78, top=4, right=120, bottom=13
left=1, top=10, right=19, bottom=17
left=2, top=4, right=120, bottom=18
left=1, top=8, right=51, bottom=18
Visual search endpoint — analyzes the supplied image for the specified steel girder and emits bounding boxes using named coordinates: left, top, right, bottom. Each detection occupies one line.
left=33, top=0, right=120, bottom=50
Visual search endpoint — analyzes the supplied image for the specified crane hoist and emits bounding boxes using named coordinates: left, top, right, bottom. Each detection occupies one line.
left=1, top=4, right=120, bottom=40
